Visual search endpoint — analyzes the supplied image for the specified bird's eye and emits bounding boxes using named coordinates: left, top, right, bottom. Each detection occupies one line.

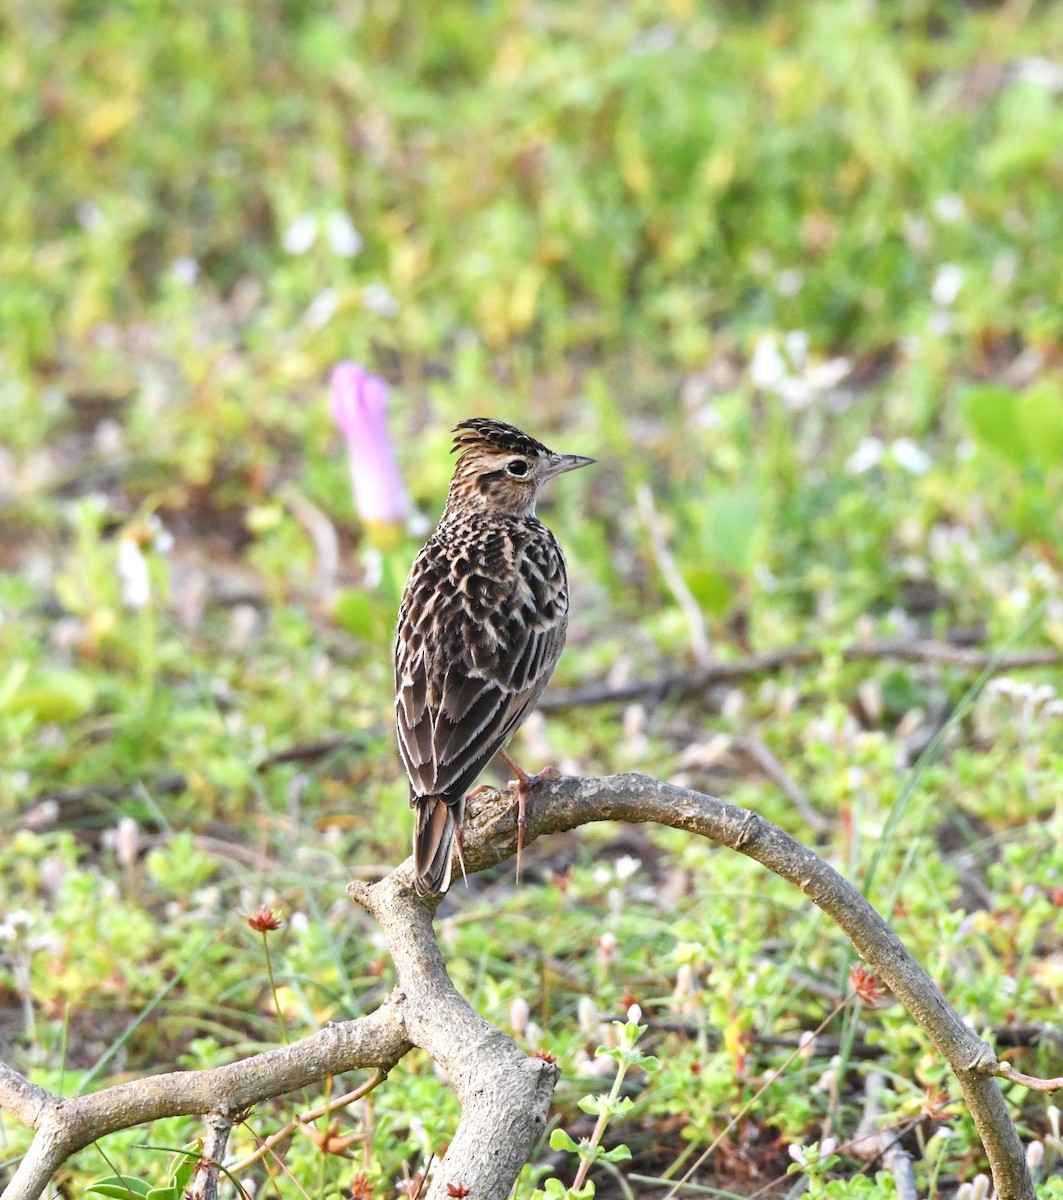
left=506, top=459, right=529, bottom=477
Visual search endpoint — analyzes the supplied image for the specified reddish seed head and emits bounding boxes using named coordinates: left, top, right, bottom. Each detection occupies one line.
left=849, top=965, right=886, bottom=1007
left=248, top=906, right=283, bottom=933
left=534, top=1049, right=558, bottom=1064
left=349, top=1171, right=374, bottom=1199
left=446, top=1184, right=471, bottom=1198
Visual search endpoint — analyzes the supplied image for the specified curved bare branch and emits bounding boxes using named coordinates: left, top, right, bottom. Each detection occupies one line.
left=1, top=772, right=1037, bottom=1200
left=449, top=771, right=1035, bottom=1200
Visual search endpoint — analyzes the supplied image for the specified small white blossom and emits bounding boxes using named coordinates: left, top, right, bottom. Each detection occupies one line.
left=626, top=1003, right=643, bottom=1025
left=117, top=537, right=150, bottom=609
left=891, top=438, right=932, bottom=475
left=931, top=264, right=965, bottom=307
left=1016, top=57, right=1063, bottom=92
left=749, top=334, right=787, bottom=390
left=325, top=210, right=362, bottom=258
left=578, top=996, right=599, bottom=1034
left=303, top=287, right=339, bottom=329
left=775, top=268, right=804, bottom=296
left=509, top=996, right=530, bottom=1036
left=933, top=194, right=967, bottom=224
left=76, top=201, right=106, bottom=232
left=363, top=282, right=400, bottom=317
left=614, top=855, right=641, bottom=882
left=171, top=256, right=199, bottom=285
left=845, top=437, right=885, bottom=475
left=783, top=329, right=809, bottom=369
left=282, top=213, right=317, bottom=255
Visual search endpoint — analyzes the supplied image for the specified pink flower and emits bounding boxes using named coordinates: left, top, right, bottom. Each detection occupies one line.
left=330, top=362, right=411, bottom=529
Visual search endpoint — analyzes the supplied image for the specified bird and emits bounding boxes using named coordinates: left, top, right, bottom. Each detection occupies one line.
left=394, top=418, right=594, bottom=896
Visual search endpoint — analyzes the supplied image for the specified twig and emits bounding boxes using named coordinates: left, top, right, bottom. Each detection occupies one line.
left=850, top=1072, right=919, bottom=1200
left=732, top=735, right=830, bottom=833
left=187, top=1113, right=234, bottom=1200
left=540, top=640, right=1063, bottom=710
left=280, top=483, right=341, bottom=594
left=983, top=1061, right=1063, bottom=1093
left=635, top=484, right=712, bottom=668
left=228, top=1071, right=385, bottom=1172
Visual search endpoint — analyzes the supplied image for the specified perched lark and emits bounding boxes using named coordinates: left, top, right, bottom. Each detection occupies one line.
left=395, top=418, right=594, bottom=896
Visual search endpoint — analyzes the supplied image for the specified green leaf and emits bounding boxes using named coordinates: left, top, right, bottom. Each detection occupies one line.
left=86, top=1179, right=153, bottom=1199
left=1, top=668, right=97, bottom=721
left=704, top=488, right=760, bottom=571
left=549, top=1127, right=581, bottom=1154
left=145, top=1188, right=179, bottom=1200
left=961, top=385, right=1025, bottom=465
left=1016, top=381, right=1063, bottom=470
left=600, top=1144, right=633, bottom=1164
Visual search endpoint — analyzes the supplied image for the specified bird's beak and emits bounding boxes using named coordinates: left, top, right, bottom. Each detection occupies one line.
left=546, top=453, right=596, bottom=478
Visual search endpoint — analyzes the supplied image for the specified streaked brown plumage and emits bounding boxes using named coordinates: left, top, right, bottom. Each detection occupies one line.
left=394, top=418, right=594, bottom=895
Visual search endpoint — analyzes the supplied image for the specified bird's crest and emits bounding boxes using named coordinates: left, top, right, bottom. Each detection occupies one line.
left=452, top=418, right=550, bottom=460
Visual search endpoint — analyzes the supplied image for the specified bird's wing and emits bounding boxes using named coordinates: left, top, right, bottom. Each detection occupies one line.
left=395, top=528, right=568, bottom=802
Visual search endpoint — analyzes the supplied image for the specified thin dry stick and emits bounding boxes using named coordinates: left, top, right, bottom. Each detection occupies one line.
left=850, top=1072, right=918, bottom=1200
left=540, top=640, right=1063, bottom=709
left=187, top=1113, right=235, bottom=1200
left=228, top=1070, right=385, bottom=1172
left=988, top=1062, right=1063, bottom=1092
left=635, top=483, right=712, bottom=668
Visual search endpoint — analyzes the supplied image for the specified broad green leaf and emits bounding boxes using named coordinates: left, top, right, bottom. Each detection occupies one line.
left=961, top=385, right=1025, bottom=465
left=1, top=668, right=97, bottom=721
left=600, top=1144, right=633, bottom=1164
left=549, top=1127, right=580, bottom=1154
left=1016, top=382, right=1063, bottom=470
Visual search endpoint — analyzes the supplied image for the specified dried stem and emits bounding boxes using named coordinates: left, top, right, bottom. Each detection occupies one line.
left=541, top=639, right=1063, bottom=709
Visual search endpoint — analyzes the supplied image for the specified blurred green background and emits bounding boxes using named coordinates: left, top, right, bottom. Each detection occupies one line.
left=2, top=1, right=1063, bottom=1197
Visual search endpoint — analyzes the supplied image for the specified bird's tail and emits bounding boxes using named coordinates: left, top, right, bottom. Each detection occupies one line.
left=413, top=796, right=464, bottom=896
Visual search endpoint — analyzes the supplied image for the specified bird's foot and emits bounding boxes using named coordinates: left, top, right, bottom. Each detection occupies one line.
left=498, top=751, right=560, bottom=884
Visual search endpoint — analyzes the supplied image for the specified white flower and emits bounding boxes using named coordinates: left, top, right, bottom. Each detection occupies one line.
left=363, top=282, right=400, bottom=317
left=117, top=537, right=150, bottom=609
left=749, top=334, right=787, bottom=390
left=578, top=996, right=599, bottom=1034
left=1016, top=57, right=1063, bottom=92
left=783, top=329, right=809, bottom=369
left=845, top=437, right=884, bottom=474
left=303, top=287, right=338, bottom=329
left=775, top=268, right=804, bottom=296
left=614, top=855, right=641, bottom=882
left=325, top=210, right=362, bottom=258
left=626, top=1003, right=643, bottom=1025
left=76, top=201, right=106, bottom=232
left=931, top=264, right=965, bottom=307
left=890, top=438, right=932, bottom=475
left=933, top=194, right=967, bottom=224
left=171, top=257, right=199, bottom=285
left=282, top=213, right=317, bottom=255
left=509, top=996, right=530, bottom=1036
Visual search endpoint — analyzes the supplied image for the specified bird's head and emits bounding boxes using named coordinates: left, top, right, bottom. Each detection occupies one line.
left=443, top=418, right=594, bottom=518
